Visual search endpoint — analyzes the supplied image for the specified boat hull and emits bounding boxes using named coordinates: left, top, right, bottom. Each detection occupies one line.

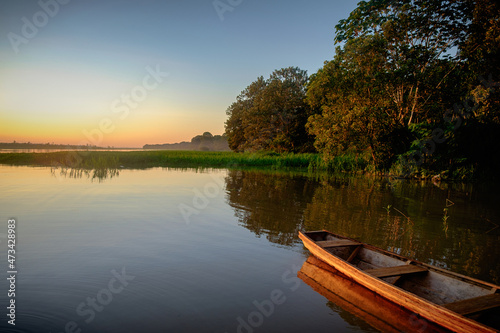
left=298, top=255, right=451, bottom=332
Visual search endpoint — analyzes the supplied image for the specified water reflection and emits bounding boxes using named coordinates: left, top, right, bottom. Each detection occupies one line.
left=50, top=166, right=119, bottom=182
left=1, top=165, right=498, bottom=332
left=304, top=177, right=500, bottom=283
left=224, top=170, right=318, bottom=246
left=223, top=171, right=500, bottom=283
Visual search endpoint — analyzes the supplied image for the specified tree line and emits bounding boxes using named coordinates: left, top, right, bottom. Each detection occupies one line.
left=144, top=132, right=229, bottom=151
left=225, top=0, right=499, bottom=178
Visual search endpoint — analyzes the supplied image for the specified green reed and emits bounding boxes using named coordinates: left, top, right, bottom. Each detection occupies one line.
left=0, top=150, right=376, bottom=173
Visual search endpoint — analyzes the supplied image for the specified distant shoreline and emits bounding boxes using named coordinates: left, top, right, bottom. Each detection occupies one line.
left=0, top=148, right=145, bottom=154
left=0, top=142, right=138, bottom=150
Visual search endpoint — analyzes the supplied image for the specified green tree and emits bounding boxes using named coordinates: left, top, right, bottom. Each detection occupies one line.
left=225, top=67, right=315, bottom=153
left=306, top=35, right=393, bottom=165
left=307, top=0, right=473, bottom=168
left=225, top=76, right=266, bottom=152
left=336, top=0, right=472, bottom=123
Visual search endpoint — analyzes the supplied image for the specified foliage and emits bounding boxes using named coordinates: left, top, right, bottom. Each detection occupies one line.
left=306, top=0, right=498, bottom=176
left=460, top=0, right=500, bottom=89
left=336, top=0, right=471, bottom=121
left=306, top=35, right=403, bottom=168
left=190, top=132, right=229, bottom=151
left=225, top=67, right=316, bottom=153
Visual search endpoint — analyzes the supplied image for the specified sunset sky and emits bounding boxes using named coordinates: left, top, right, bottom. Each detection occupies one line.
left=0, top=0, right=356, bottom=148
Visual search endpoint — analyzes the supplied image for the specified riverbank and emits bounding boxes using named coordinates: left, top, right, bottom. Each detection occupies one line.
left=0, top=150, right=314, bottom=169
left=0, top=150, right=376, bottom=173
left=0, top=150, right=491, bottom=181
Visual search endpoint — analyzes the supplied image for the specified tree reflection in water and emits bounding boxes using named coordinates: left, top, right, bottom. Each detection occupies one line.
left=224, top=170, right=500, bottom=284
left=224, top=170, right=318, bottom=246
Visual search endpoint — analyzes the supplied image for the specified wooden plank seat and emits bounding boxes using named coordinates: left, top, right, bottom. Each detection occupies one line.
left=316, top=239, right=360, bottom=248
left=364, top=265, right=428, bottom=278
left=443, top=294, right=500, bottom=316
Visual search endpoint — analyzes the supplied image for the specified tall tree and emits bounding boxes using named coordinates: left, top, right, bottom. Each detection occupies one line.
left=225, top=67, right=315, bottom=152
left=307, top=0, right=474, bottom=168
left=335, top=0, right=471, bottom=125
left=306, top=36, right=398, bottom=165
left=225, top=76, right=266, bottom=152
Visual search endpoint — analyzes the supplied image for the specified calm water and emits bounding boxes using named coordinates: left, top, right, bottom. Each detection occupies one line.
left=0, top=165, right=499, bottom=332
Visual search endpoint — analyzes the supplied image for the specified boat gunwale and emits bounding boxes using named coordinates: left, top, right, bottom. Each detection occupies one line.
left=299, top=230, right=500, bottom=333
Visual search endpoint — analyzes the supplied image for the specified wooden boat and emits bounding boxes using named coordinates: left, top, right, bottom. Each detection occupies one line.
left=298, top=255, right=450, bottom=332
left=299, top=230, right=500, bottom=332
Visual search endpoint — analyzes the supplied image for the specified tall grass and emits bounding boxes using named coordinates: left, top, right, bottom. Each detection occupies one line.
left=0, top=150, right=314, bottom=169
left=0, top=150, right=374, bottom=173
left=308, top=150, right=374, bottom=173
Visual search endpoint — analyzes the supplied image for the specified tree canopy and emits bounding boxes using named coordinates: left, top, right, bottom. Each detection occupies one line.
left=306, top=0, right=499, bottom=173
left=225, top=67, right=315, bottom=153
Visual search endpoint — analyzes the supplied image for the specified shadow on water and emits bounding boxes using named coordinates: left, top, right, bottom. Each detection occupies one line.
left=223, top=170, right=500, bottom=284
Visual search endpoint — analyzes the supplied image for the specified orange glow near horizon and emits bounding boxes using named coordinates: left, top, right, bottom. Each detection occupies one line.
left=0, top=55, right=228, bottom=148
left=0, top=65, right=227, bottom=148
left=0, top=106, right=226, bottom=148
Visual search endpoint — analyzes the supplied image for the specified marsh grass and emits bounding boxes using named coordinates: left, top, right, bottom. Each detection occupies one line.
left=0, top=150, right=312, bottom=169
left=308, top=150, right=374, bottom=173
left=0, top=150, right=375, bottom=174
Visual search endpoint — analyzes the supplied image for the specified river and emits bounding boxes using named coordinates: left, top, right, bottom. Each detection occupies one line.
left=0, top=165, right=498, bottom=332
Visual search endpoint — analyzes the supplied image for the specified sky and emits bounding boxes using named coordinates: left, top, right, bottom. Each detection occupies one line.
left=0, top=0, right=357, bottom=148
